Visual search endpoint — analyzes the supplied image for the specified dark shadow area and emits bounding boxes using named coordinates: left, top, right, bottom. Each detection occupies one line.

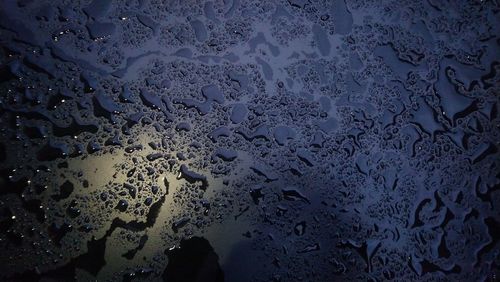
left=163, top=236, right=224, bottom=282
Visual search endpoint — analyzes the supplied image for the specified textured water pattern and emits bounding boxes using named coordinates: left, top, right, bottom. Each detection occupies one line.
left=0, top=0, right=499, bottom=281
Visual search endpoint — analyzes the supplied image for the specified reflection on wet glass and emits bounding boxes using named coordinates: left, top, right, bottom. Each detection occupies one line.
left=0, top=0, right=499, bottom=281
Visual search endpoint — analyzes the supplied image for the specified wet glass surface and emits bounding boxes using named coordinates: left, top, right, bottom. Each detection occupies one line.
left=0, top=0, right=499, bottom=281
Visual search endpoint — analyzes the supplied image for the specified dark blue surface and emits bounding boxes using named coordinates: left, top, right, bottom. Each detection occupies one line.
left=0, top=0, right=499, bottom=281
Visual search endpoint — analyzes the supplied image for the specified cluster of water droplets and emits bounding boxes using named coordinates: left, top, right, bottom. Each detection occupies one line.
left=0, top=0, right=499, bottom=281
